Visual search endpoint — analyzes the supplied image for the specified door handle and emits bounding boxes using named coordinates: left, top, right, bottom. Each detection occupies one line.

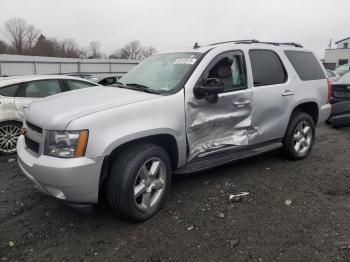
left=282, top=90, right=295, bottom=96
left=233, top=100, right=251, bottom=107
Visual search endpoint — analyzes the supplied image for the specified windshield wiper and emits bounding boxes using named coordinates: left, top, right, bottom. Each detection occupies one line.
left=112, top=81, right=126, bottom=88
left=124, top=83, right=160, bottom=94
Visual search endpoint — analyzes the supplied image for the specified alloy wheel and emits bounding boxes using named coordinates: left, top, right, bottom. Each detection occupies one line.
left=134, top=157, right=167, bottom=211
left=0, top=124, right=21, bottom=154
left=293, top=121, right=312, bottom=155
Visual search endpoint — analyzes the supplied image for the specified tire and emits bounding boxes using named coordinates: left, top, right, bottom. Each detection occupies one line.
left=283, top=112, right=315, bottom=160
left=0, top=121, right=22, bottom=155
left=107, top=143, right=172, bottom=222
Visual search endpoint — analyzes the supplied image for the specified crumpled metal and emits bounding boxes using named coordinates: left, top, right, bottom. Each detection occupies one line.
left=186, top=96, right=258, bottom=160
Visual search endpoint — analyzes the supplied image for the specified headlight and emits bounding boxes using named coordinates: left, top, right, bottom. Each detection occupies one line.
left=44, top=130, right=88, bottom=158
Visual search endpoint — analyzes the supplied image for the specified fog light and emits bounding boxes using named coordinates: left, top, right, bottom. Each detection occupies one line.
left=45, top=187, right=66, bottom=200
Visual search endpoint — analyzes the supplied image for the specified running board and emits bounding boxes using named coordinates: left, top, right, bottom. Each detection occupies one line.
left=174, top=141, right=283, bottom=175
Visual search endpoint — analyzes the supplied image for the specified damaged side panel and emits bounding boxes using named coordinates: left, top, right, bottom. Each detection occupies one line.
left=0, top=96, right=21, bottom=122
left=184, top=49, right=258, bottom=161
left=185, top=90, right=257, bottom=160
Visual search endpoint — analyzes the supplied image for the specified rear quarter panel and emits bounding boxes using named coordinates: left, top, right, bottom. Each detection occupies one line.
left=281, top=50, right=329, bottom=125
left=0, top=96, right=22, bottom=123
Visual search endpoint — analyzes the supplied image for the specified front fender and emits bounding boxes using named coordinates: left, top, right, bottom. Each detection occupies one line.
left=66, top=91, right=187, bottom=167
left=103, top=128, right=182, bottom=155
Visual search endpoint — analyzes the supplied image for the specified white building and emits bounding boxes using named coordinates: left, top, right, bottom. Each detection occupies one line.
left=0, top=54, right=139, bottom=77
left=324, top=37, right=350, bottom=70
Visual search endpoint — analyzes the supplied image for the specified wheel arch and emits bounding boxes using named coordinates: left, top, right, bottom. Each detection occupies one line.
left=290, top=101, right=319, bottom=125
left=99, top=133, right=179, bottom=187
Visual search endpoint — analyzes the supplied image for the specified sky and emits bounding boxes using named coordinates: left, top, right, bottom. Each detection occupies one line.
left=0, top=0, right=349, bottom=58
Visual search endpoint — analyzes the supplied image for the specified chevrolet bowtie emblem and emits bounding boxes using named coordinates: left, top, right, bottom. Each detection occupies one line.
left=20, top=127, right=28, bottom=136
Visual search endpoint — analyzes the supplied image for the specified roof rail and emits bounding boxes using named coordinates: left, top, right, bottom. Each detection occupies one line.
left=206, top=39, right=303, bottom=48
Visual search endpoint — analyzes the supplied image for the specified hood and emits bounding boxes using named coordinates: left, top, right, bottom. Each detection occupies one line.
left=24, top=86, right=159, bottom=130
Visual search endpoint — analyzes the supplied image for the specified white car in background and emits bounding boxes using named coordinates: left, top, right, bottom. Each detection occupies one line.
left=326, top=70, right=341, bottom=83
left=334, top=64, right=350, bottom=76
left=0, top=75, right=100, bottom=154
left=87, top=75, right=122, bottom=86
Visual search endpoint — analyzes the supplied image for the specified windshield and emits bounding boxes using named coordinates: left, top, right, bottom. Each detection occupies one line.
left=336, top=71, right=350, bottom=83
left=335, top=64, right=350, bottom=71
left=119, top=52, right=201, bottom=92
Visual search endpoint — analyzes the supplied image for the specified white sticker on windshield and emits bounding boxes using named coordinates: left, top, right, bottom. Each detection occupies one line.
left=174, top=58, right=197, bottom=65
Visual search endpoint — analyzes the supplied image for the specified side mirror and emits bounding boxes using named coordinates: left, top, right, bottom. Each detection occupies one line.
left=194, top=78, right=224, bottom=102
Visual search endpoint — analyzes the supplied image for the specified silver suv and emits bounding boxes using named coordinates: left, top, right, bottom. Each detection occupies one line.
left=17, top=40, right=331, bottom=221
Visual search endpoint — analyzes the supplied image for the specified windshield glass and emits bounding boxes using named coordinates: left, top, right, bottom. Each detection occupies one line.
left=335, top=64, right=350, bottom=71
left=119, top=52, right=201, bottom=92
left=336, top=71, right=350, bottom=83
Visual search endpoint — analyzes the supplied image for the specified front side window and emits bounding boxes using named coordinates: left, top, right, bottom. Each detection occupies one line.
left=119, top=52, right=202, bottom=93
left=205, top=54, right=247, bottom=92
left=249, top=50, right=287, bottom=86
left=0, top=84, right=20, bottom=97
left=285, top=50, right=325, bottom=81
left=66, top=80, right=97, bottom=90
left=20, top=80, right=62, bottom=98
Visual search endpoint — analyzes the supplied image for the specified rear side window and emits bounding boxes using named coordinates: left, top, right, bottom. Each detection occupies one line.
left=66, top=80, right=97, bottom=90
left=0, top=84, right=20, bottom=97
left=249, top=50, right=287, bottom=86
left=20, top=80, right=62, bottom=98
left=285, top=51, right=325, bottom=81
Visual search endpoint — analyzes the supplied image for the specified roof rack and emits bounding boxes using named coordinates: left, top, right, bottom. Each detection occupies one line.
left=205, top=39, right=303, bottom=48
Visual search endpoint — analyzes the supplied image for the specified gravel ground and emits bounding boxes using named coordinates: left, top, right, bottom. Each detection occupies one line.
left=0, top=125, right=349, bottom=262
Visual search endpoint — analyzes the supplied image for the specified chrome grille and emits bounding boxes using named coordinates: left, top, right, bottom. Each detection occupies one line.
left=25, top=136, right=40, bottom=154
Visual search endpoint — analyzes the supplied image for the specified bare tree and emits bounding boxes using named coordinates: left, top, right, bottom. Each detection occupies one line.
left=124, top=40, right=142, bottom=60
left=0, top=40, right=9, bottom=54
left=109, top=48, right=128, bottom=59
left=2, top=17, right=40, bottom=55
left=111, top=40, right=156, bottom=60
left=141, top=46, right=157, bottom=59
left=61, top=38, right=80, bottom=58
left=24, top=25, right=41, bottom=55
left=88, top=41, right=101, bottom=58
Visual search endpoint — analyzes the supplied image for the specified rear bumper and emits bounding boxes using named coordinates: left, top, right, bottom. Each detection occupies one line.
left=328, top=101, right=350, bottom=127
left=329, top=114, right=350, bottom=127
left=330, top=97, right=350, bottom=104
left=318, top=103, right=332, bottom=126
left=17, top=136, right=104, bottom=204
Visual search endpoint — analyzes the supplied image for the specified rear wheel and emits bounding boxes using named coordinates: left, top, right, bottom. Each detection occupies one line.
left=107, top=143, right=172, bottom=222
left=283, top=112, right=315, bottom=160
left=0, top=121, right=22, bottom=155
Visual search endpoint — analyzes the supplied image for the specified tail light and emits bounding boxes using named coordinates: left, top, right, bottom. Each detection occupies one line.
left=327, top=79, right=332, bottom=104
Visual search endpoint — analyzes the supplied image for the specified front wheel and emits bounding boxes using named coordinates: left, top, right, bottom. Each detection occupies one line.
left=107, top=143, right=172, bottom=222
left=0, top=121, right=22, bottom=155
left=283, top=112, right=315, bottom=160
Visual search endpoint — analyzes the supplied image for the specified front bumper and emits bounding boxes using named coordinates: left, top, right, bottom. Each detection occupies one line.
left=17, top=136, right=104, bottom=204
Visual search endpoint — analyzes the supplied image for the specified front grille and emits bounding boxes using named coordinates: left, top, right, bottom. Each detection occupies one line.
left=25, top=136, right=40, bottom=154
left=27, top=121, right=42, bottom=134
